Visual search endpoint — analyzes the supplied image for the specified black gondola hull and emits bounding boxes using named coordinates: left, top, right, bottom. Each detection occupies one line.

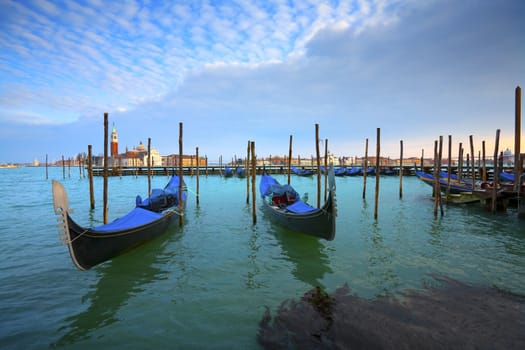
left=261, top=190, right=336, bottom=241
left=65, top=212, right=178, bottom=270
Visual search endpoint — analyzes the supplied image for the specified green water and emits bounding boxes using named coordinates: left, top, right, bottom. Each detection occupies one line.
left=0, top=167, right=524, bottom=349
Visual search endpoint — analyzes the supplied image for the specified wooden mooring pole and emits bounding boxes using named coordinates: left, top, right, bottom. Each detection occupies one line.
left=315, top=124, right=321, bottom=208
left=438, top=136, right=444, bottom=216
left=288, top=135, right=292, bottom=185
left=514, top=86, right=522, bottom=192
left=178, top=122, right=183, bottom=226
left=446, top=135, right=452, bottom=200
left=433, top=140, right=439, bottom=217
left=374, top=128, right=380, bottom=220
left=324, top=138, right=328, bottom=202
left=469, top=135, right=475, bottom=191
left=492, top=129, right=500, bottom=213
left=88, top=145, right=95, bottom=210
left=251, top=141, right=257, bottom=224
left=147, top=138, right=151, bottom=197
left=246, top=140, right=250, bottom=204
left=196, top=147, right=200, bottom=206
left=363, top=138, right=368, bottom=199
left=399, top=140, right=403, bottom=199
left=103, top=112, right=108, bottom=224
left=482, top=141, right=487, bottom=182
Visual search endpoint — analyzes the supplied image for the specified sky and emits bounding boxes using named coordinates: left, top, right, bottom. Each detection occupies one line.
left=0, top=0, right=524, bottom=164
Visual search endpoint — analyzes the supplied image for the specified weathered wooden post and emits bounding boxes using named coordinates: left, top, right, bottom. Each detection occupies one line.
left=251, top=141, right=256, bottom=224
left=324, top=139, right=328, bottom=202
left=469, top=135, right=475, bottom=191
left=103, top=112, right=108, bottom=224
left=446, top=135, right=452, bottom=200
left=514, top=86, right=522, bottom=191
left=458, top=143, right=463, bottom=182
left=78, top=155, right=82, bottom=179
left=178, top=122, right=184, bottom=226
left=420, top=149, right=424, bottom=173
left=482, top=141, right=487, bottom=182
left=246, top=140, right=251, bottom=204
left=438, top=136, right=444, bottom=216
left=147, top=138, right=151, bottom=196
left=61, top=155, right=65, bottom=179
left=288, top=135, right=293, bottom=185
left=88, top=145, right=95, bottom=210
left=492, top=129, right=500, bottom=213
left=374, top=128, right=380, bottom=220
left=315, top=124, right=321, bottom=208
left=399, top=140, right=403, bottom=199
left=196, top=147, right=200, bottom=206
left=363, top=138, right=369, bottom=199
left=433, top=140, right=439, bottom=217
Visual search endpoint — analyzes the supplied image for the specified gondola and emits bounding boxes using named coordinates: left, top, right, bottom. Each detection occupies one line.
left=346, top=167, right=362, bottom=176
left=223, top=167, right=234, bottom=177
left=236, top=167, right=246, bottom=178
left=260, top=164, right=337, bottom=240
left=52, top=175, right=187, bottom=270
left=415, top=171, right=475, bottom=194
left=291, top=166, right=314, bottom=177
left=321, top=165, right=346, bottom=176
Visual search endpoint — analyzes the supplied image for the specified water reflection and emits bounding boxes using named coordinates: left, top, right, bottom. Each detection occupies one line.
left=245, top=225, right=263, bottom=289
left=51, top=229, right=179, bottom=347
left=272, top=227, right=333, bottom=289
left=367, top=222, right=400, bottom=296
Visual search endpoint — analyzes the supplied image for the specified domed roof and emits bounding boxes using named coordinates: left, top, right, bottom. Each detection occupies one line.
left=136, top=141, right=146, bottom=152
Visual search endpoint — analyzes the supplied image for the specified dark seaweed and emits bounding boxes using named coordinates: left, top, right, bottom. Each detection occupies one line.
left=258, top=276, right=525, bottom=349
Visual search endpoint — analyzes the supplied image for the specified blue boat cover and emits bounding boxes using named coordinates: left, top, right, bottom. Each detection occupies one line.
left=285, top=200, right=317, bottom=213
left=260, top=173, right=317, bottom=213
left=136, top=175, right=186, bottom=211
left=92, top=208, right=163, bottom=232
left=260, top=174, right=300, bottom=200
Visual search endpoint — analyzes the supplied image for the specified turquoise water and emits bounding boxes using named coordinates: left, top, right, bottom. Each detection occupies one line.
left=0, top=167, right=524, bottom=349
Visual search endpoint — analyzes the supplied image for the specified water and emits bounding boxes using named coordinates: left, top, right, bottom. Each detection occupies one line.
left=0, top=167, right=524, bottom=349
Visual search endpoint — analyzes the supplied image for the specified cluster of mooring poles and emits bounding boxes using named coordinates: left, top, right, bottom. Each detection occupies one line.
left=47, top=87, right=522, bottom=223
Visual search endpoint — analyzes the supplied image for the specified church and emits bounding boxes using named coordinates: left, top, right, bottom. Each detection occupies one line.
left=109, top=124, right=162, bottom=167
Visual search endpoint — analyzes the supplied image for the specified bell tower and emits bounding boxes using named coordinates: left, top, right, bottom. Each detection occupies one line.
left=111, top=123, right=119, bottom=157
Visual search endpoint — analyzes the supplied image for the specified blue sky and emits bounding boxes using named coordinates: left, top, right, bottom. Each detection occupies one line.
left=0, top=0, right=523, bottom=164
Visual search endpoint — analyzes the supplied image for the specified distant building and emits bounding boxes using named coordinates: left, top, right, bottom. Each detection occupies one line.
left=110, top=123, right=118, bottom=157
left=89, top=125, right=206, bottom=168
left=115, top=141, right=162, bottom=167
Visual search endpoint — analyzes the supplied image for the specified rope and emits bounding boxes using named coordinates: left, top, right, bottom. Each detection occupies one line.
left=164, top=207, right=184, bottom=216
left=184, top=186, right=199, bottom=197
left=67, top=229, right=90, bottom=244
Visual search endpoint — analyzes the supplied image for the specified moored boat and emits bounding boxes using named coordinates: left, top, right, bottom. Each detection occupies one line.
left=52, top=175, right=187, bottom=270
left=415, top=171, right=475, bottom=194
left=260, top=164, right=337, bottom=240
left=291, top=166, right=315, bottom=177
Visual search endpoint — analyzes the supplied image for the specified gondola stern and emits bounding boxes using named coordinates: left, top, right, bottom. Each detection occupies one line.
left=52, top=180, right=88, bottom=271
left=52, top=180, right=73, bottom=244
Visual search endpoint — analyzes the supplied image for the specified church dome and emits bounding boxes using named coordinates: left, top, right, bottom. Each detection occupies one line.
left=136, top=141, right=146, bottom=152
